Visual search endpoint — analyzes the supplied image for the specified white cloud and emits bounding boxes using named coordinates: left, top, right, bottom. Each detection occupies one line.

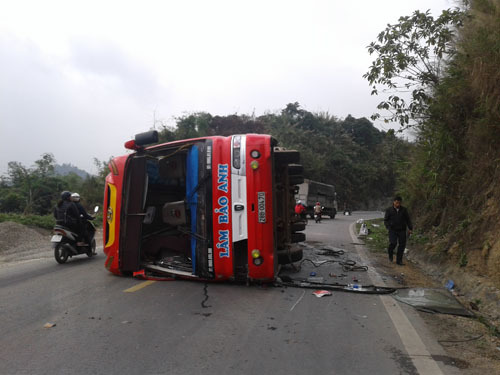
left=0, top=0, right=455, bottom=174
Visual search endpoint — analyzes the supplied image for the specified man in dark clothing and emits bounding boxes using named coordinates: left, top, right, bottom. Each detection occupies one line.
left=384, top=196, right=413, bottom=265
left=71, top=192, right=95, bottom=250
left=54, top=191, right=80, bottom=233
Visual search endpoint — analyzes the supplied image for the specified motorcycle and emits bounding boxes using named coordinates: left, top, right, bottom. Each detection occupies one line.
left=51, top=206, right=99, bottom=264
left=314, top=207, right=324, bottom=223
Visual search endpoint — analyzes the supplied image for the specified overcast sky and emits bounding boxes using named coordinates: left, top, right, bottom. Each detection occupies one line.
left=0, top=0, right=454, bottom=176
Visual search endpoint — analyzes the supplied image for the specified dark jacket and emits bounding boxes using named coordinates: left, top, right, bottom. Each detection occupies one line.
left=54, top=200, right=80, bottom=228
left=384, top=205, right=413, bottom=231
left=75, top=202, right=94, bottom=221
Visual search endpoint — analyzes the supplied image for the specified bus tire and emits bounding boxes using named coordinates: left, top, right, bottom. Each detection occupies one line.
left=277, top=248, right=303, bottom=264
left=289, top=175, right=304, bottom=185
left=291, top=232, right=306, bottom=243
left=291, top=222, right=306, bottom=232
left=274, top=150, right=300, bottom=165
left=287, top=164, right=303, bottom=175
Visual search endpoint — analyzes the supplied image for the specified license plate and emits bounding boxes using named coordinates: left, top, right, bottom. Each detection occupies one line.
left=51, top=234, right=62, bottom=242
left=257, top=192, right=266, bottom=223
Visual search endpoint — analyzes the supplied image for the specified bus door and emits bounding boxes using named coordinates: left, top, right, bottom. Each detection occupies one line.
left=120, top=155, right=148, bottom=272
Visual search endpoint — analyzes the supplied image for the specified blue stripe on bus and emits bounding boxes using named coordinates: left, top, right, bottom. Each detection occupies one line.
left=186, top=145, right=199, bottom=274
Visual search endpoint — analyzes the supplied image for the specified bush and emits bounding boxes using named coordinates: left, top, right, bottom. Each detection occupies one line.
left=0, top=213, right=55, bottom=229
left=356, top=218, right=388, bottom=253
left=0, top=212, right=103, bottom=230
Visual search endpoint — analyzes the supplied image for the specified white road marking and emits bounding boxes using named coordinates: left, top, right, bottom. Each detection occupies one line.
left=290, top=290, right=306, bottom=311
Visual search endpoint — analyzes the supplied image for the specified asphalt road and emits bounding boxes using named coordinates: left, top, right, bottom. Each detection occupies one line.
left=0, top=212, right=460, bottom=375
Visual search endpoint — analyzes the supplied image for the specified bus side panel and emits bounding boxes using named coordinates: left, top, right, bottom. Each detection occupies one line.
left=211, top=137, right=234, bottom=280
left=103, top=155, right=129, bottom=275
left=245, top=134, right=276, bottom=280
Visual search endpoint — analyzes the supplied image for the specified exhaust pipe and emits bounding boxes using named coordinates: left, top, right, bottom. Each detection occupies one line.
left=64, top=243, right=78, bottom=255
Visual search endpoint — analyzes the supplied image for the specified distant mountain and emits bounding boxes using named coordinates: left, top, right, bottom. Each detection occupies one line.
left=54, top=163, right=89, bottom=179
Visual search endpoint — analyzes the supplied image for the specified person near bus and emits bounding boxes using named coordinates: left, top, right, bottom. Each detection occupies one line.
left=54, top=191, right=80, bottom=234
left=71, top=192, right=95, bottom=249
left=313, top=202, right=322, bottom=222
left=384, top=195, right=413, bottom=265
left=295, top=200, right=307, bottom=220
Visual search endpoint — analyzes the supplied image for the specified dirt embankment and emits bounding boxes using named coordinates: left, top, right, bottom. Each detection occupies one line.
left=0, top=221, right=103, bottom=264
left=0, top=221, right=54, bottom=263
left=368, top=245, right=500, bottom=375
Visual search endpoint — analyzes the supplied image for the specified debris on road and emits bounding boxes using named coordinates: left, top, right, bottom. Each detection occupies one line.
left=313, top=290, right=332, bottom=298
left=393, top=288, right=474, bottom=317
left=277, top=278, right=396, bottom=294
left=358, top=223, right=369, bottom=236
left=43, top=323, right=56, bottom=328
left=445, top=279, right=455, bottom=291
left=307, top=276, right=324, bottom=283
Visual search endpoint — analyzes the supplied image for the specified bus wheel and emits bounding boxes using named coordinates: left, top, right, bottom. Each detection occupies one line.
left=291, top=233, right=306, bottom=243
left=289, top=175, right=305, bottom=185
left=291, top=222, right=306, bottom=232
left=277, top=248, right=303, bottom=264
left=274, top=149, right=300, bottom=165
left=287, top=164, right=303, bottom=175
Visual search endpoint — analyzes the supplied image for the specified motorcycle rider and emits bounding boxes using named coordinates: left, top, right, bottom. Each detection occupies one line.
left=295, top=200, right=307, bottom=221
left=54, top=191, right=81, bottom=235
left=71, top=192, right=96, bottom=252
left=314, top=202, right=322, bottom=222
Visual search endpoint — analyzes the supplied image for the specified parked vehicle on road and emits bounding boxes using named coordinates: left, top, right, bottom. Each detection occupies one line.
left=51, top=206, right=99, bottom=263
left=296, top=179, right=337, bottom=219
left=102, top=131, right=305, bottom=282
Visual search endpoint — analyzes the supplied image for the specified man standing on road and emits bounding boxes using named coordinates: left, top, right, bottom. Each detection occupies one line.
left=384, top=196, right=413, bottom=265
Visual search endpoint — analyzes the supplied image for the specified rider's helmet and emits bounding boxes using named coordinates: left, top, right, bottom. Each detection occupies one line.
left=316, top=202, right=320, bottom=205
left=71, top=192, right=81, bottom=202
left=61, top=191, right=72, bottom=201
left=297, top=200, right=302, bottom=204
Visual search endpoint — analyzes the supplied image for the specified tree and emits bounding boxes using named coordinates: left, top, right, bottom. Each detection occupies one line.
left=364, top=8, right=465, bottom=127
left=3, top=153, right=61, bottom=214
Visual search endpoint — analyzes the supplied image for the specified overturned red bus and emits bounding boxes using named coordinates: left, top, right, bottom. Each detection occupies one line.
left=102, top=131, right=305, bottom=282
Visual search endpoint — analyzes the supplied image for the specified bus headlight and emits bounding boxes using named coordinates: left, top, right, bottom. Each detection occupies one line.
left=233, top=136, right=241, bottom=169
left=250, top=150, right=260, bottom=158
left=251, top=249, right=261, bottom=258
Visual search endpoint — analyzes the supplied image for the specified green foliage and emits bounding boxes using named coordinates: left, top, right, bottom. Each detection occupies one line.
left=394, top=0, right=500, bottom=289
left=356, top=218, right=388, bottom=253
left=0, top=213, right=55, bottom=229
left=477, top=315, right=500, bottom=338
left=401, top=0, right=500, bottom=239
left=157, top=103, right=411, bottom=209
left=364, top=8, right=465, bottom=126
left=459, top=249, right=468, bottom=267
left=0, top=154, right=108, bottom=218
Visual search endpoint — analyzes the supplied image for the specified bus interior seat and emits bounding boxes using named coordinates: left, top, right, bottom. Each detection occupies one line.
left=159, top=154, right=185, bottom=180
left=162, top=201, right=187, bottom=226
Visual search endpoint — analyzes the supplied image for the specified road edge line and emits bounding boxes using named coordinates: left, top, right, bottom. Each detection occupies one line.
left=349, top=221, right=444, bottom=375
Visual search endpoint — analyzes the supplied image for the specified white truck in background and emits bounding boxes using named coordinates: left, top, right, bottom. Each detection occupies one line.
left=296, top=179, right=337, bottom=219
